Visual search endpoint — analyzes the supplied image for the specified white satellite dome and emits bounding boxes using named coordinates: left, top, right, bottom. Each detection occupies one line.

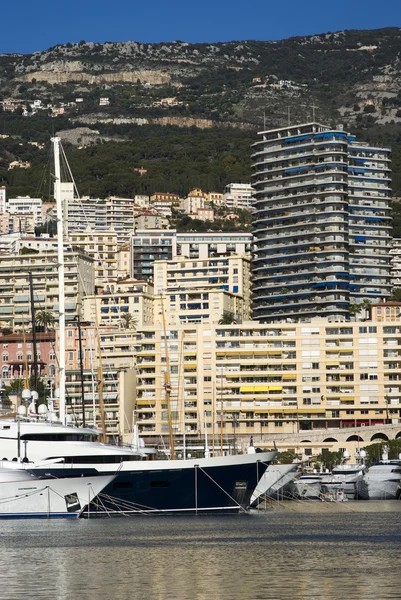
left=38, top=404, right=48, bottom=415
left=343, top=450, right=350, bottom=459
left=31, top=391, right=39, bottom=401
left=17, top=405, right=27, bottom=416
left=21, top=389, right=31, bottom=401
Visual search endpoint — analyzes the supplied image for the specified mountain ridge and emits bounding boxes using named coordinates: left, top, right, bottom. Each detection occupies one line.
left=1, top=27, right=401, bottom=206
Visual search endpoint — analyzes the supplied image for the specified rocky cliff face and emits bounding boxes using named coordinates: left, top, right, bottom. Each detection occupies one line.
left=1, top=28, right=401, bottom=131
left=20, top=69, right=172, bottom=85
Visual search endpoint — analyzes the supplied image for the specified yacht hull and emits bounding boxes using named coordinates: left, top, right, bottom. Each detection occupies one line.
left=32, top=452, right=275, bottom=515
left=356, top=479, right=401, bottom=500
left=0, top=471, right=115, bottom=518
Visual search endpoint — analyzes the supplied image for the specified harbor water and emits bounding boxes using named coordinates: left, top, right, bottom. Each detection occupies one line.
left=1, top=503, right=401, bottom=600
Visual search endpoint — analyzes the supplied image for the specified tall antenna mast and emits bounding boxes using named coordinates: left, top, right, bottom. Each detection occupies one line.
left=52, top=137, right=66, bottom=425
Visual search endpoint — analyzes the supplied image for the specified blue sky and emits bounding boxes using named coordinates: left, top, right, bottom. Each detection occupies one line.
left=2, top=0, right=400, bottom=54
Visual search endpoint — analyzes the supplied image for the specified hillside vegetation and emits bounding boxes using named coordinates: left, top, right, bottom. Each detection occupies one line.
left=0, top=27, right=401, bottom=229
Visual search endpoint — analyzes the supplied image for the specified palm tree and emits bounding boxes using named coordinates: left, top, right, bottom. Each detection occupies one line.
left=35, top=310, right=56, bottom=332
left=120, top=313, right=138, bottom=330
left=361, top=298, right=372, bottom=321
left=389, top=288, right=401, bottom=302
left=218, top=311, right=237, bottom=325
left=348, top=303, right=362, bottom=322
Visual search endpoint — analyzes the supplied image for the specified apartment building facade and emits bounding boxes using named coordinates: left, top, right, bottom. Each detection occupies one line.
left=68, top=228, right=119, bottom=284
left=0, top=331, right=56, bottom=389
left=224, top=183, right=254, bottom=210
left=251, top=122, right=392, bottom=322
left=134, top=313, right=401, bottom=452
left=83, top=279, right=155, bottom=328
left=7, top=196, right=43, bottom=226
left=56, top=323, right=137, bottom=442
left=131, top=230, right=252, bottom=281
left=0, top=250, right=94, bottom=331
left=390, top=238, right=401, bottom=289
left=153, top=254, right=251, bottom=324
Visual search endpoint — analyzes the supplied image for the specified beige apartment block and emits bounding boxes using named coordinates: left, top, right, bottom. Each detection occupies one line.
left=134, top=315, right=401, bottom=450
left=208, top=192, right=225, bottom=206
left=183, top=195, right=204, bottom=215
left=153, top=254, right=251, bottom=324
left=0, top=250, right=94, bottom=331
left=153, top=289, right=246, bottom=327
left=69, top=227, right=119, bottom=284
left=150, top=193, right=180, bottom=208
left=154, top=254, right=251, bottom=297
left=83, top=279, right=155, bottom=328
left=116, top=243, right=131, bottom=279
left=194, top=208, right=214, bottom=222
left=56, top=323, right=137, bottom=442
left=0, top=213, right=36, bottom=235
left=133, top=212, right=169, bottom=230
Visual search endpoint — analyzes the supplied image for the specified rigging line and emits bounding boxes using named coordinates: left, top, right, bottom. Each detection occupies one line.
left=57, top=142, right=139, bottom=430
left=197, top=465, right=248, bottom=513
left=34, top=141, right=52, bottom=201
left=64, top=238, right=137, bottom=426
left=59, top=141, right=138, bottom=330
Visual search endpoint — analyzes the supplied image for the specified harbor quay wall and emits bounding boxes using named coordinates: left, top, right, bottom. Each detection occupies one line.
left=241, top=423, right=401, bottom=458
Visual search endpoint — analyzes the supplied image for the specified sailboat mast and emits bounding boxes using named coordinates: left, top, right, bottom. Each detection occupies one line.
left=52, top=137, right=66, bottom=425
left=28, top=271, right=39, bottom=396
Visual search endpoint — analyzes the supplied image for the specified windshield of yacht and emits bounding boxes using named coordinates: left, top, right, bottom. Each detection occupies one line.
left=332, top=469, right=361, bottom=475
left=20, top=433, right=98, bottom=442
left=45, top=455, right=142, bottom=463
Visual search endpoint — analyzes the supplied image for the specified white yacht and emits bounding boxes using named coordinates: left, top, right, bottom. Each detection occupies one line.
left=319, top=464, right=366, bottom=500
left=250, top=463, right=298, bottom=505
left=0, top=461, right=114, bottom=518
left=0, top=408, right=278, bottom=514
left=357, top=449, right=401, bottom=500
left=291, top=473, right=324, bottom=499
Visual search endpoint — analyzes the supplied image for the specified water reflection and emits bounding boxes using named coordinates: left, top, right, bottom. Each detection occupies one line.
left=0, top=505, right=401, bottom=599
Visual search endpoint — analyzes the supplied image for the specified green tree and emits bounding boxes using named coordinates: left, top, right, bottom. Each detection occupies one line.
left=362, top=439, right=401, bottom=466
left=277, top=450, right=300, bottom=464
left=361, top=298, right=372, bottom=320
left=5, top=376, right=48, bottom=406
left=389, top=288, right=401, bottom=301
left=349, top=303, right=362, bottom=320
left=218, top=311, right=236, bottom=325
left=35, top=310, right=56, bottom=331
left=120, top=313, right=138, bottom=330
left=315, top=450, right=343, bottom=471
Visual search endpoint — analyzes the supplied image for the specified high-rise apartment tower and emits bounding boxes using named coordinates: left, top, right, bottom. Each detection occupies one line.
left=251, top=122, right=392, bottom=322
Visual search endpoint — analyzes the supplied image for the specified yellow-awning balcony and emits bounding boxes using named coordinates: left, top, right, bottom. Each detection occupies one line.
left=239, top=385, right=270, bottom=393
